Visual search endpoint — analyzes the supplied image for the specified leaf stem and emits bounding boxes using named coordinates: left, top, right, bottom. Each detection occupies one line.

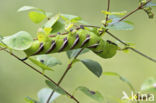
left=46, top=49, right=84, bottom=103
left=3, top=50, right=80, bottom=103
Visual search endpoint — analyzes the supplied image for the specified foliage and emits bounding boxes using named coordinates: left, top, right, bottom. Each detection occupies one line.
left=80, top=59, right=102, bottom=77
left=103, top=72, right=135, bottom=92
left=29, top=55, right=61, bottom=72
left=2, top=31, right=33, bottom=50
left=75, top=86, right=104, bottom=102
left=45, top=80, right=66, bottom=95
left=141, top=77, right=156, bottom=92
left=25, top=88, right=60, bottom=103
left=0, top=0, right=156, bottom=103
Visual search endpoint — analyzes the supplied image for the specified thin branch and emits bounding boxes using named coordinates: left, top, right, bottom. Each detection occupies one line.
left=104, top=0, right=111, bottom=27
left=46, top=49, right=84, bottom=103
left=3, top=50, right=79, bottom=103
left=106, top=31, right=156, bottom=63
left=80, top=25, right=100, bottom=28
left=106, top=31, right=127, bottom=46
left=0, top=47, right=6, bottom=51
left=81, top=24, right=156, bottom=63
left=119, top=0, right=152, bottom=22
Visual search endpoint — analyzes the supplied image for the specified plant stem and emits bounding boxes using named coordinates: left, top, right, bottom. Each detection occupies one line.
left=119, top=0, right=152, bottom=22
left=80, top=24, right=156, bottom=63
left=104, top=0, right=111, bottom=27
left=106, top=31, right=156, bottom=63
left=46, top=49, right=84, bottom=103
left=0, top=47, right=6, bottom=51
left=4, top=50, right=80, bottom=103
left=80, top=0, right=156, bottom=63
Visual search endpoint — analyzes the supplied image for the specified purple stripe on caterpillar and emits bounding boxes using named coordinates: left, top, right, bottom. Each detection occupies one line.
left=80, top=34, right=90, bottom=48
left=94, top=50, right=103, bottom=53
left=88, top=41, right=100, bottom=48
left=70, top=34, right=80, bottom=49
left=46, top=40, right=56, bottom=54
left=32, top=42, right=44, bottom=55
left=58, top=37, right=68, bottom=52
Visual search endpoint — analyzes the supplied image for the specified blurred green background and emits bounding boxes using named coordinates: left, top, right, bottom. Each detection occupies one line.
left=0, top=0, right=156, bottom=103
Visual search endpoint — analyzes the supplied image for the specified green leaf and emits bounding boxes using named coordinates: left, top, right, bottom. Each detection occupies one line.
left=44, top=14, right=60, bottom=28
left=17, top=6, right=45, bottom=13
left=60, top=14, right=81, bottom=31
left=81, top=59, right=102, bottom=77
left=2, top=31, right=33, bottom=50
left=18, top=6, right=52, bottom=18
left=18, top=6, right=37, bottom=12
left=146, top=2, right=156, bottom=7
left=78, top=20, right=90, bottom=25
left=36, top=55, right=62, bottom=67
left=66, top=48, right=89, bottom=59
left=0, top=35, right=6, bottom=48
left=108, top=22, right=134, bottom=30
left=28, top=11, right=46, bottom=24
left=25, top=96, right=37, bottom=103
left=44, top=14, right=66, bottom=34
left=111, top=11, right=127, bottom=15
left=45, top=80, right=66, bottom=95
left=45, top=12, right=53, bottom=17
left=76, top=86, right=104, bottom=102
left=107, top=16, right=134, bottom=30
left=0, top=35, right=3, bottom=40
left=43, top=28, right=52, bottom=35
left=101, top=10, right=127, bottom=16
left=38, top=88, right=60, bottom=103
left=61, top=14, right=81, bottom=22
left=103, top=72, right=135, bottom=91
left=29, top=57, right=53, bottom=72
left=65, top=22, right=74, bottom=31
left=50, top=20, right=65, bottom=34
left=141, top=77, right=156, bottom=92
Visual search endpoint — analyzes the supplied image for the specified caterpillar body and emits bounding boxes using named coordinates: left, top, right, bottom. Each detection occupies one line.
left=24, top=29, right=118, bottom=59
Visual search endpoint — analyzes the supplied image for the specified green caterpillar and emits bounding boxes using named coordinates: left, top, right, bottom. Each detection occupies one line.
left=24, top=28, right=118, bottom=59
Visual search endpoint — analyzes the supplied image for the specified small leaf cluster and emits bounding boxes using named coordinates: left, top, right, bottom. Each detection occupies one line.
left=140, top=0, right=156, bottom=19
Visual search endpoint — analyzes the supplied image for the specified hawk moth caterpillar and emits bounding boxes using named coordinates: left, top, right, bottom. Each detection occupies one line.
left=24, top=28, right=118, bottom=59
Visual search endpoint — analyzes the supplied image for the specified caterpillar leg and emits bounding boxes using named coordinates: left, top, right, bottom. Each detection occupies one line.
left=20, top=57, right=28, bottom=61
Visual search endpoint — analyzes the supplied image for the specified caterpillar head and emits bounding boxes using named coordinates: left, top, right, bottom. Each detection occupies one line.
left=95, top=40, right=118, bottom=59
left=105, top=40, right=118, bottom=58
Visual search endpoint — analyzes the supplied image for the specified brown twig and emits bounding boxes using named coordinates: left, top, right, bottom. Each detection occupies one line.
left=0, top=47, right=6, bottom=51
left=106, top=31, right=156, bottom=63
left=80, top=0, right=156, bottom=63
left=104, top=0, right=111, bottom=27
left=46, top=49, right=84, bottom=103
left=3, top=50, right=79, bottom=103
left=119, top=0, right=152, bottom=22
left=79, top=24, right=156, bottom=63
